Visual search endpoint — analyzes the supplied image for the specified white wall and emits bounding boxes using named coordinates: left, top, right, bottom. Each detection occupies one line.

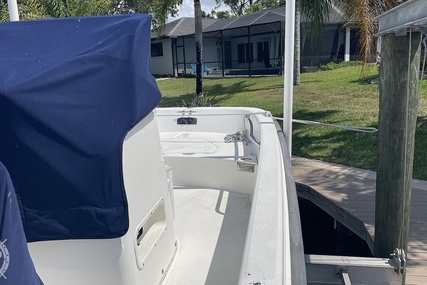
left=202, top=38, right=221, bottom=69
left=176, top=37, right=195, bottom=74
left=174, top=37, right=220, bottom=75
left=151, top=38, right=173, bottom=76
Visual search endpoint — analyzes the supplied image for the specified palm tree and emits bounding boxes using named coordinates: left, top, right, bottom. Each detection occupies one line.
left=293, top=0, right=396, bottom=85
left=301, top=0, right=399, bottom=67
left=194, top=0, right=203, bottom=97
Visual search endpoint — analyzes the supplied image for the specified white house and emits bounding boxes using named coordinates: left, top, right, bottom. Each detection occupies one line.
left=150, top=6, right=359, bottom=77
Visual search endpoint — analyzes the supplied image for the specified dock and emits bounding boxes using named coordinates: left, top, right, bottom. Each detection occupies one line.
left=292, top=157, right=427, bottom=285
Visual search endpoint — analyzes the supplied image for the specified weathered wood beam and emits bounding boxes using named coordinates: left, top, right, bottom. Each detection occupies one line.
left=374, top=32, right=421, bottom=267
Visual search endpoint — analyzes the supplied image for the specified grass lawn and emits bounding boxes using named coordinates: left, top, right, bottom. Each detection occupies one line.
left=156, top=66, right=427, bottom=180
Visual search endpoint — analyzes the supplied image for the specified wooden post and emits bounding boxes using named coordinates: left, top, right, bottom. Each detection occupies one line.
left=374, top=32, right=421, bottom=262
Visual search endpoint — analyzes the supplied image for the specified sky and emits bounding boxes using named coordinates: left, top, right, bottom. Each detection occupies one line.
left=168, top=0, right=225, bottom=21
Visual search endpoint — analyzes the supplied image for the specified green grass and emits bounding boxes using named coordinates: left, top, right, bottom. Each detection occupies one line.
left=156, top=66, right=427, bottom=180
left=157, top=76, right=285, bottom=115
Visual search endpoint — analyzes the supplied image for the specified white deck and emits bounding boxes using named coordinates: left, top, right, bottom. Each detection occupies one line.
left=164, top=187, right=251, bottom=284
left=160, top=130, right=254, bottom=284
left=156, top=108, right=295, bottom=284
left=160, top=132, right=257, bottom=285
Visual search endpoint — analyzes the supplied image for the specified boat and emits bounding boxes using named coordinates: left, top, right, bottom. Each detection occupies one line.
left=0, top=14, right=304, bottom=285
left=0, top=12, right=405, bottom=285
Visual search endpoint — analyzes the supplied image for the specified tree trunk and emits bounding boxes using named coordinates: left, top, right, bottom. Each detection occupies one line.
left=374, top=32, right=421, bottom=269
left=293, top=0, right=300, bottom=85
left=194, top=0, right=203, bottom=97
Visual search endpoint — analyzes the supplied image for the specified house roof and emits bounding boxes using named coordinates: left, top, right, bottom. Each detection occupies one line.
left=151, top=17, right=217, bottom=38
left=152, top=5, right=346, bottom=39
left=204, top=6, right=286, bottom=33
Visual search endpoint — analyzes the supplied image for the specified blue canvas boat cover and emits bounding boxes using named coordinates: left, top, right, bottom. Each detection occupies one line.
left=0, top=14, right=161, bottom=242
left=0, top=162, right=44, bottom=284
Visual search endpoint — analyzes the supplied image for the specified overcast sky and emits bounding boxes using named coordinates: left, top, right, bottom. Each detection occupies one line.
left=168, top=0, right=225, bottom=21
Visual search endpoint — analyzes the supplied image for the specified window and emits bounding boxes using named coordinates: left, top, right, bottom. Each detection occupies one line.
left=257, top=41, right=271, bottom=67
left=257, top=42, right=264, bottom=62
left=151, top=42, right=163, bottom=57
left=238, top=44, right=245, bottom=63
left=245, top=43, right=253, bottom=63
left=237, top=43, right=253, bottom=63
left=257, top=41, right=270, bottom=62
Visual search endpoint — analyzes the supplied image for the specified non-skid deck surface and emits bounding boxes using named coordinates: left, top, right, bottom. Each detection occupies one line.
left=164, top=188, right=251, bottom=285
left=292, top=157, right=427, bottom=285
left=160, top=132, right=255, bottom=160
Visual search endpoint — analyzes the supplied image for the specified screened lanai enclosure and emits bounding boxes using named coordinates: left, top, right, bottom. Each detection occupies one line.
left=150, top=6, right=361, bottom=77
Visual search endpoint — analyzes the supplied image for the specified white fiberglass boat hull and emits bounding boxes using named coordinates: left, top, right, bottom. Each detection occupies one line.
left=28, top=107, right=302, bottom=285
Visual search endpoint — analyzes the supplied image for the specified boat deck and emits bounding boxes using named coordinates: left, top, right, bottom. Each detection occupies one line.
left=160, top=132, right=255, bottom=160
left=292, top=157, right=427, bottom=285
left=163, top=187, right=251, bottom=285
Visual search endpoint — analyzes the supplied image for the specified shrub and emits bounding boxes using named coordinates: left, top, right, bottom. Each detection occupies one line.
left=319, top=60, right=363, bottom=71
left=180, top=93, right=217, bottom=107
left=178, top=72, right=196, bottom=78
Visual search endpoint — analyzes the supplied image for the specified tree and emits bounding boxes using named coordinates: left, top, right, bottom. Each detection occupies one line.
left=201, top=10, right=214, bottom=18
left=1, top=0, right=113, bottom=21
left=194, top=0, right=203, bottom=96
left=0, top=0, right=113, bottom=22
left=137, top=0, right=203, bottom=97
left=214, top=10, right=231, bottom=18
left=212, top=9, right=231, bottom=19
left=292, top=0, right=402, bottom=69
left=215, top=0, right=284, bottom=16
left=293, top=0, right=400, bottom=85
left=215, top=0, right=399, bottom=83
left=296, top=0, right=335, bottom=85
left=118, top=0, right=182, bottom=28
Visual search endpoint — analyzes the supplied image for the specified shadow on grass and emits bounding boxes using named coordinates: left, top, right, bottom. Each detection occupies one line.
left=292, top=111, right=426, bottom=179
left=293, top=109, right=339, bottom=123
left=292, top=110, right=427, bottom=179
left=292, top=109, right=378, bottom=171
left=352, top=74, right=379, bottom=85
left=204, top=79, right=283, bottom=95
left=205, top=80, right=255, bottom=96
left=417, top=115, right=427, bottom=129
left=159, top=92, right=230, bottom=107
left=300, top=80, right=322, bottom=84
left=414, top=128, right=427, bottom=179
left=159, top=79, right=282, bottom=107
